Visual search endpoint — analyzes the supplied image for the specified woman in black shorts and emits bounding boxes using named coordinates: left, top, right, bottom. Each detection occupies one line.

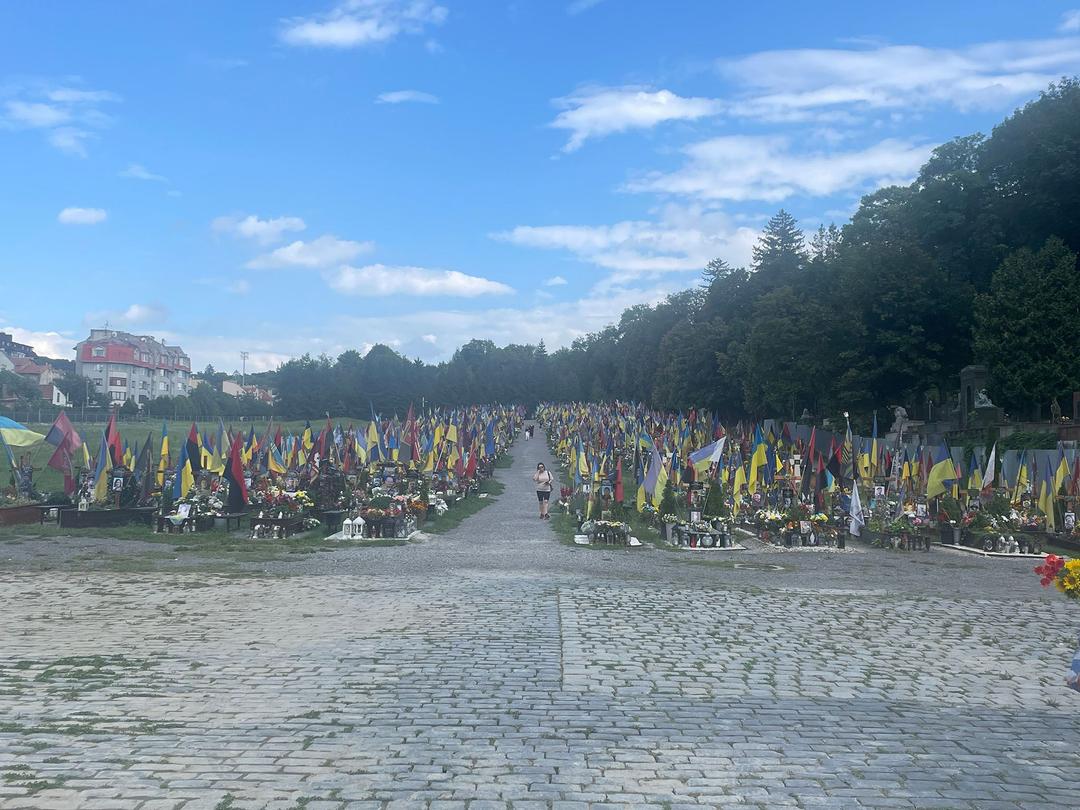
left=533, top=462, right=553, bottom=520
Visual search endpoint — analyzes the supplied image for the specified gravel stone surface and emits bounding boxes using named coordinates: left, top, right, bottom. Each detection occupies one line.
left=0, top=431, right=1077, bottom=809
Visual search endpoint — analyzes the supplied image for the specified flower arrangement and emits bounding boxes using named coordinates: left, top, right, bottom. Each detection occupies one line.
left=1035, top=554, right=1080, bottom=597
left=178, top=491, right=225, bottom=515
left=1032, top=553, right=1080, bottom=692
left=754, top=509, right=785, bottom=527
left=1016, top=511, right=1045, bottom=530
left=661, top=513, right=682, bottom=525
left=703, top=513, right=733, bottom=525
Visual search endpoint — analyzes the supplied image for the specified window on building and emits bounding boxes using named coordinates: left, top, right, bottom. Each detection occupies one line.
left=96, top=364, right=104, bottom=372
left=111, top=391, right=126, bottom=401
left=108, top=377, right=127, bottom=387
left=92, top=346, right=105, bottom=358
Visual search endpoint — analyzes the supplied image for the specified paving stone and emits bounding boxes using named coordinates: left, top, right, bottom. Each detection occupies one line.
left=0, top=430, right=1077, bottom=807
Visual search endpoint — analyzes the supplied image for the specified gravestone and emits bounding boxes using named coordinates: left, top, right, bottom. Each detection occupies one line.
left=959, top=365, right=1003, bottom=426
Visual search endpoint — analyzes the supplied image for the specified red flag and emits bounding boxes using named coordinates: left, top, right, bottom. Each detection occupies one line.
left=614, top=458, right=624, bottom=502
left=47, top=445, right=76, bottom=496
left=224, top=431, right=248, bottom=508
left=105, top=411, right=123, bottom=466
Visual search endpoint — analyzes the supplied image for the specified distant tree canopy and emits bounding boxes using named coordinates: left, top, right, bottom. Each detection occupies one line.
left=264, top=78, right=1080, bottom=421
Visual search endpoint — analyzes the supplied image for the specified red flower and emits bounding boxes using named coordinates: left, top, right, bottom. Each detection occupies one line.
left=1034, top=554, right=1065, bottom=587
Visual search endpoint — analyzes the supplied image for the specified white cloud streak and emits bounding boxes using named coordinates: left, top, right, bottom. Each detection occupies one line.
left=567, top=0, right=606, bottom=13
left=0, top=80, right=118, bottom=157
left=85, top=303, right=168, bottom=329
left=120, top=163, right=169, bottom=183
left=552, top=86, right=722, bottom=151
left=376, top=89, right=440, bottom=104
left=247, top=235, right=375, bottom=269
left=213, top=213, right=308, bottom=245
left=280, top=0, right=448, bottom=49
left=1060, top=10, right=1080, bottom=33
left=720, top=37, right=1080, bottom=120
left=326, top=264, right=513, bottom=297
left=58, top=207, right=107, bottom=225
left=494, top=205, right=757, bottom=281
left=626, top=135, right=933, bottom=202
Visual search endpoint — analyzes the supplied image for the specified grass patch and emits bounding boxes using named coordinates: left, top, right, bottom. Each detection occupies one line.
left=0, top=520, right=385, bottom=573
left=495, top=453, right=514, bottom=469
left=423, top=478, right=505, bottom=534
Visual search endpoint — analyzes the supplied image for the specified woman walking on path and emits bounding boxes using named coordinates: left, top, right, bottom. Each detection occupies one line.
left=533, top=462, right=554, bottom=520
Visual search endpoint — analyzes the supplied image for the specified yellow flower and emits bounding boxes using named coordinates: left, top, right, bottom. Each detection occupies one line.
left=1058, top=559, right=1080, bottom=598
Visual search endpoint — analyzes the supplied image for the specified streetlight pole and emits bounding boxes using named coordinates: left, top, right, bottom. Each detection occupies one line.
left=240, top=351, right=249, bottom=388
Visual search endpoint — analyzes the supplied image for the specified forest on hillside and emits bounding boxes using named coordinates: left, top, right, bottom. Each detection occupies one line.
left=227, top=79, right=1080, bottom=423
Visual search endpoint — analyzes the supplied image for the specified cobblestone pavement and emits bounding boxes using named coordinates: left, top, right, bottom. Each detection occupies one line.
left=2, top=431, right=1079, bottom=809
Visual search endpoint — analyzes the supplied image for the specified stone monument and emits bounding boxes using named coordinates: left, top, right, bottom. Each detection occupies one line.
left=959, top=365, right=1003, bottom=427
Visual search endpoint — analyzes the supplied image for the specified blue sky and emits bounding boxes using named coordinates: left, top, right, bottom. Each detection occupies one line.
left=3, top=1, right=1080, bottom=373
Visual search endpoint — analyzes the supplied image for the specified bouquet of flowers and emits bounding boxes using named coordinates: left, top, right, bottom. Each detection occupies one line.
left=179, top=491, right=225, bottom=515
left=1033, top=554, right=1080, bottom=692
left=661, top=513, right=682, bottom=525
left=1035, top=555, right=1080, bottom=596
left=754, top=509, right=785, bottom=528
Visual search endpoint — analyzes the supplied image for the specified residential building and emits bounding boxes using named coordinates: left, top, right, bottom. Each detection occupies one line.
left=9, top=357, right=68, bottom=407
left=222, top=379, right=274, bottom=404
left=74, top=329, right=191, bottom=405
left=0, top=332, right=35, bottom=360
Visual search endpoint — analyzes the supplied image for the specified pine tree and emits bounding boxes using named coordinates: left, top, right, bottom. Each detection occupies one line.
left=751, top=209, right=806, bottom=284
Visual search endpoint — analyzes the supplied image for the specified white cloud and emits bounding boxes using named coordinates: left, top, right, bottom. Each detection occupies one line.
left=57, top=207, right=107, bottom=225
left=0, top=325, right=73, bottom=359
left=494, top=204, right=757, bottom=281
left=720, top=37, right=1080, bottom=120
left=545, top=276, right=568, bottom=286
left=568, top=0, right=606, bottom=13
left=626, top=135, right=932, bottom=202
left=552, top=86, right=722, bottom=151
left=142, top=277, right=685, bottom=368
left=376, top=89, right=440, bottom=104
left=328, top=280, right=682, bottom=361
left=86, top=303, right=168, bottom=329
left=1060, top=10, right=1080, bottom=33
left=46, top=88, right=121, bottom=104
left=212, top=213, right=307, bottom=245
left=5, top=100, right=69, bottom=128
left=326, top=264, right=513, bottom=297
left=119, top=163, right=168, bottom=183
left=46, top=128, right=92, bottom=157
left=247, top=235, right=375, bottom=269
left=280, top=0, right=448, bottom=49
left=0, top=81, right=118, bottom=156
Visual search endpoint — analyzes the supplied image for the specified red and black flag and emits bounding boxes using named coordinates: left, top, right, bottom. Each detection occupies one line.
left=224, top=432, right=247, bottom=511
left=105, top=411, right=124, bottom=466
left=186, top=423, right=202, bottom=475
